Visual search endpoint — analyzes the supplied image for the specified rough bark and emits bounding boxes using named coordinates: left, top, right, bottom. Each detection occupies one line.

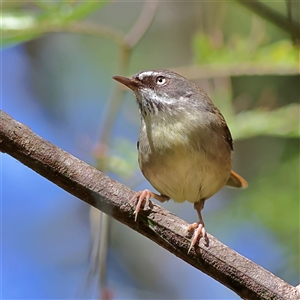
left=1, top=110, right=299, bottom=300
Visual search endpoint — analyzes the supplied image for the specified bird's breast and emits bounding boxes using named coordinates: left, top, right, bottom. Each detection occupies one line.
left=138, top=116, right=232, bottom=203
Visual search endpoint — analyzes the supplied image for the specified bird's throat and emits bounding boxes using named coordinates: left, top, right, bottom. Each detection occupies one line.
left=142, top=111, right=201, bottom=152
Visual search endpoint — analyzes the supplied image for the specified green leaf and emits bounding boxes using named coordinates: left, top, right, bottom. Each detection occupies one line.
left=229, top=104, right=300, bottom=139
left=1, top=1, right=110, bottom=47
left=193, top=33, right=298, bottom=67
left=1, top=12, right=43, bottom=46
left=62, top=1, right=110, bottom=22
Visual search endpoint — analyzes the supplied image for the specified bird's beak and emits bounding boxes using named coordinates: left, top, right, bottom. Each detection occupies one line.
left=113, top=76, right=140, bottom=91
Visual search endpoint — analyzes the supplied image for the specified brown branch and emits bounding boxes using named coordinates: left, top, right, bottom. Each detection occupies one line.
left=124, top=1, right=159, bottom=48
left=49, top=21, right=126, bottom=47
left=1, top=110, right=299, bottom=300
left=235, top=0, right=300, bottom=41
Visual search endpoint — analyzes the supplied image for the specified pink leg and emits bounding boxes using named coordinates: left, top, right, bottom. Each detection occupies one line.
left=187, top=200, right=208, bottom=253
left=131, top=189, right=169, bottom=221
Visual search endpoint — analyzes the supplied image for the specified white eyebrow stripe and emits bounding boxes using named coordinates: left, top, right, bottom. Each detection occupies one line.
left=137, top=70, right=160, bottom=80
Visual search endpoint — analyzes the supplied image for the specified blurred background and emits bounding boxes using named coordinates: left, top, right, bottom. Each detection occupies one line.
left=2, top=1, right=299, bottom=299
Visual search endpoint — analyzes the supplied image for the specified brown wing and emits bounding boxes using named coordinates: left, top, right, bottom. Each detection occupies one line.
left=221, top=118, right=233, bottom=151
left=212, top=107, right=233, bottom=151
left=208, top=107, right=247, bottom=188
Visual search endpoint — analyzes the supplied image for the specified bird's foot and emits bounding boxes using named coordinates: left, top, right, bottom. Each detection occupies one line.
left=130, top=189, right=153, bottom=221
left=130, top=190, right=169, bottom=221
left=187, top=221, right=208, bottom=253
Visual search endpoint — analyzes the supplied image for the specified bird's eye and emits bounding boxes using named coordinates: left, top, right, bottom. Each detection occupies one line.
left=156, top=76, right=166, bottom=85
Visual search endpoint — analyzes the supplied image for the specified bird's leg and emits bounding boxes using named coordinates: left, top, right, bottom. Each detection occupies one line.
left=187, top=199, right=208, bottom=253
left=130, top=189, right=170, bottom=221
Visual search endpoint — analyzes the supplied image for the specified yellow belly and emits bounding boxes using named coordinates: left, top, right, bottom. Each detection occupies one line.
left=140, top=147, right=231, bottom=203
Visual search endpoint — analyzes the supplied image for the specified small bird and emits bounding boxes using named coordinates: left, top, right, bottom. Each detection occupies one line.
left=113, top=69, right=248, bottom=252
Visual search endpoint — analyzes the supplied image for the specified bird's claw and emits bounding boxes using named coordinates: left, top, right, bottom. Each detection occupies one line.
left=187, top=222, right=208, bottom=253
left=131, top=189, right=153, bottom=221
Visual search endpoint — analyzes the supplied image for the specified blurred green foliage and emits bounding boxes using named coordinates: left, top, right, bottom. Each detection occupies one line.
left=1, top=0, right=299, bottom=294
left=245, top=152, right=299, bottom=250
left=219, top=137, right=299, bottom=282
left=95, top=139, right=139, bottom=179
left=193, top=33, right=299, bottom=140
left=192, top=27, right=299, bottom=278
left=231, top=103, right=299, bottom=139
left=1, top=1, right=109, bottom=47
left=194, top=33, right=298, bottom=66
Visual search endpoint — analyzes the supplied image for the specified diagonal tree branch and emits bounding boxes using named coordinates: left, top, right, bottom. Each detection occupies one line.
left=1, top=110, right=299, bottom=300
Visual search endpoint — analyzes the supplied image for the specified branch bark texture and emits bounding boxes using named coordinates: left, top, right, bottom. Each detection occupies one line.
left=1, top=110, right=299, bottom=300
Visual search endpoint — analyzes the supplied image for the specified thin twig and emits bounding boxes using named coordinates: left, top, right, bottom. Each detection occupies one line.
left=4, top=21, right=126, bottom=48
left=285, top=0, right=299, bottom=44
left=55, top=22, right=126, bottom=47
left=99, top=0, right=159, bottom=147
left=125, top=1, right=159, bottom=48
left=94, top=1, right=159, bottom=296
